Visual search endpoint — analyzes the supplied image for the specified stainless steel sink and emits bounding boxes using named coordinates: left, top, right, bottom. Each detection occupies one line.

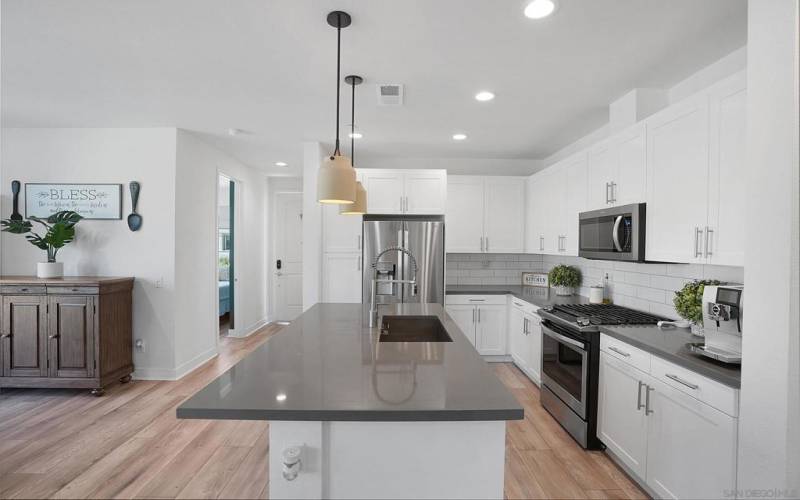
left=379, top=315, right=453, bottom=342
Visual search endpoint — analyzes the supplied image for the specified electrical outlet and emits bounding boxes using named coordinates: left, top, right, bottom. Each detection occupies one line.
left=155, top=277, right=164, bottom=288
left=135, top=339, right=146, bottom=352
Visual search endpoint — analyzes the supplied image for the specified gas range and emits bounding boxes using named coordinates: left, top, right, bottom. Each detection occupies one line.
left=539, top=303, right=666, bottom=335
left=538, top=303, right=666, bottom=450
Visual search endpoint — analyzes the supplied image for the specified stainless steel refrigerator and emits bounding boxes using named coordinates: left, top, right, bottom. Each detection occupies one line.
left=362, top=214, right=445, bottom=306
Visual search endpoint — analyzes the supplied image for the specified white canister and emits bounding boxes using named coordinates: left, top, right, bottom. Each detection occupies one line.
left=37, top=262, right=64, bottom=278
left=589, top=285, right=604, bottom=304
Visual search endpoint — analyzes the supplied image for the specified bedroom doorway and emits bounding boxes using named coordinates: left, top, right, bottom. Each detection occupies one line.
left=217, top=174, right=235, bottom=336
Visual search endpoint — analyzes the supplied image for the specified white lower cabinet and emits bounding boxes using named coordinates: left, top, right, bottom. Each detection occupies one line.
left=445, top=304, right=477, bottom=346
left=598, top=334, right=738, bottom=499
left=323, top=253, right=362, bottom=303
left=509, top=299, right=541, bottom=384
left=598, top=352, right=649, bottom=478
left=445, top=295, right=506, bottom=355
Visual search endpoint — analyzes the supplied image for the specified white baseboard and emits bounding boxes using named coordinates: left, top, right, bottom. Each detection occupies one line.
left=483, top=354, right=513, bottom=363
left=228, top=317, right=270, bottom=338
left=133, top=346, right=219, bottom=381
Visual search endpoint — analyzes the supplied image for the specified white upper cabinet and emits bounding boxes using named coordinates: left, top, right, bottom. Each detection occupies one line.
left=586, top=123, right=647, bottom=211
left=525, top=175, right=545, bottom=253
left=323, top=204, right=362, bottom=253
left=484, top=177, right=526, bottom=253
left=645, top=94, right=711, bottom=263
left=361, top=169, right=446, bottom=215
left=707, top=73, right=746, bottom=266
left=561, top=153, right=588, bottom=255
left=404, top=170, right=447, bottom=214
left=646, top=72, right=746, bottom=265
left=445, top=176, right=485, bottom=253
left=614, top=123, right=647, bottom=206
left=446, top=176, right=525, bottom=254
left=587, top=140, right=616, bottom=210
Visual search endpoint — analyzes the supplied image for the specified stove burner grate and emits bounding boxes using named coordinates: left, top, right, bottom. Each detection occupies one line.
left=553, top=304, right=665, bottom=326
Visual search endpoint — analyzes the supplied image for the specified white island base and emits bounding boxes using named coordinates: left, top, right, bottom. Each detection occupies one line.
left=269, top=420, right=507, bottom=499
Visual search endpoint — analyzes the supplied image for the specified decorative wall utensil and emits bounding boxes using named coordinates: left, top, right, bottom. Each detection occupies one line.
left=10, top=180, right=22, bottom=221
left=127, top=181, right=142, bottom=231
left=25, top=183, right=122, bottom=219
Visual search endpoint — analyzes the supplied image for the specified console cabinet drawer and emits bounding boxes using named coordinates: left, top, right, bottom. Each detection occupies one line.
left=650, top=355, right=739, bottom=417
left=0, top=285, right=47, bottom=295
left=600, top=334, right=651, bottom=374
left=47, top=286, right=100, bottom=295
left=446, top=294, right=507, bottom=306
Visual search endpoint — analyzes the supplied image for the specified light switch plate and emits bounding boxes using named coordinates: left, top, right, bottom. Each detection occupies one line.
left=522, top=272, right=549, bottom=288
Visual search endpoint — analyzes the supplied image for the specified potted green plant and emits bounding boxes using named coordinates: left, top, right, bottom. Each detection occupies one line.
left=673, top=279, right=720, bottom=335
left=1, top=211, right=83, bottom=278
left=548, top=265, right=582, bottom=296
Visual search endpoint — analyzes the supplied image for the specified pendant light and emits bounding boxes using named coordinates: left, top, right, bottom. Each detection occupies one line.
left=317, top=11, right=356, bottom=205
left=340, top=75, right=367, bottom=215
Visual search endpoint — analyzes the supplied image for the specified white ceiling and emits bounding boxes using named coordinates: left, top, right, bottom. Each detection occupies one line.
left=1, top=0, right=747, bottom=176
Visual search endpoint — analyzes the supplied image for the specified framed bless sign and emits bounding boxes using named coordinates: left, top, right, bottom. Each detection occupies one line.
left=25, top=183, right=123, bottom=220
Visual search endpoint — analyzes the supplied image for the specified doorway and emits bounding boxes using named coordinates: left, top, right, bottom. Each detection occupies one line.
left=273, top=191, right=303, bottom=322
left=217, top=174, right=235, bottom=336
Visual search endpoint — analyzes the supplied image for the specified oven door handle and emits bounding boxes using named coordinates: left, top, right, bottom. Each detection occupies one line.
left=612, top=215, right=623, bottom=252
left=543, top=326, right=585, bottom=350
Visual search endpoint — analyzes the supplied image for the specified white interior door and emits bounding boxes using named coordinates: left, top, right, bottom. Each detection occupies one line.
left=275, top=192, right=303, bottom=321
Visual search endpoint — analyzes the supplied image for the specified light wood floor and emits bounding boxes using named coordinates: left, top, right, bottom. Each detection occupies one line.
left=0, top=323, right=647, bottom=499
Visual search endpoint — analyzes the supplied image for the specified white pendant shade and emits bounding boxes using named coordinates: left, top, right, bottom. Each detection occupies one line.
left=317, top=153, right=356, bottom=204
left=339, top=181, right=367, bottom=214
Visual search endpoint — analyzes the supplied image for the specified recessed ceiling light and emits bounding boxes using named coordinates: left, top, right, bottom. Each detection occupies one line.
left=348, top=132, right=363, bottom=139
left=452, top=133, right=467, bottom=141
left=275, top=161, right=288, bottom=167
left=475, top=91, right=495, bottom=102
left=524, top=0, right=557, bottom=19
left=276, top=393, right=287, bottom=402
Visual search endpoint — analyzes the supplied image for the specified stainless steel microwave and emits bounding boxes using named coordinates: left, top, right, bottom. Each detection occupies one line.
left=578, top=203, right=646, bottom=261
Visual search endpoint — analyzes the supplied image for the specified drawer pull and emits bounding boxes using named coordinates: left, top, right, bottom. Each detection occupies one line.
left=513, top=302, right=523, bottom=307
left=645, top=385, right=655, bottom=415
left=637, top=380, right=646, bottom=411
left=665, top=373, right=699, bottom=390
left=468, top=299, right=486, bottom=302
left=608, top=346, right=631, bottom=357
left=71, top=288, right=79, bottom=292
left=20, top=288, right=29, bottom=292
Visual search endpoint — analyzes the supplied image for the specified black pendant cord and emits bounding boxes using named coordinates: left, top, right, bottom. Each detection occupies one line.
left=350, top=79, right=356, bottom=167
left=333, top=14, right=342, bottom=157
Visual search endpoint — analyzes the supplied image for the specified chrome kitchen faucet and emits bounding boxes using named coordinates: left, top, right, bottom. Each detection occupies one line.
left=369, top=246, right=418, bottom=328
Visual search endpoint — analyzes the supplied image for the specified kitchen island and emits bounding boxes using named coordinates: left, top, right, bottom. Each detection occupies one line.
left=177, top=303, right=523, bottom=499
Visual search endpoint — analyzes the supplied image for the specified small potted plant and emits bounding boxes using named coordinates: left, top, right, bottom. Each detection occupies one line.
left=1, top=211, right=83, bottom=278
left=548, top=265, right=581, bottom=296
left=673, top=279, right=720, bottom=335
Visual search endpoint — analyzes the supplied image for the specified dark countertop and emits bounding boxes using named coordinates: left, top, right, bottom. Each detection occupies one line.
left=600, top=325, right=741, bottom=388
left=446, top=284, right=589, bottom=308
left=177, top=303, right=524, bottom=422
left=446, top=285, right=740, bottom=388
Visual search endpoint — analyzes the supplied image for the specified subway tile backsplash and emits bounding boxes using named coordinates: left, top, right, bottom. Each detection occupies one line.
left=446, top=253, right=744, bottom=320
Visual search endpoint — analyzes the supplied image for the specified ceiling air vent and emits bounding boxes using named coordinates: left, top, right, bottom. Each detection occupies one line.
left=377, top=84, right=403, bottom=106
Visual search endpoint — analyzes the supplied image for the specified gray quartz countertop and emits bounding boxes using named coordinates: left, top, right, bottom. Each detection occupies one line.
left=177, top=303, right=524, bottom=422
left=600, top=325, right=741, bottom=388
left=446, top=284, right=589, bottom=308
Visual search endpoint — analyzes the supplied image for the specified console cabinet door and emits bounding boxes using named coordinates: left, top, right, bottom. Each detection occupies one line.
left=597, top=351, right=649, bottom=479
left=1, top=295, right=48, bottom=377
left=48, top=295, right=95, bottom=378
left=645, top=377, right=737, bottom=500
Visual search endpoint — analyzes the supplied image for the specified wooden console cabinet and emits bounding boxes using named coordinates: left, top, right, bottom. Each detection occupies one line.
left=0, top=276, right=134, bottom=395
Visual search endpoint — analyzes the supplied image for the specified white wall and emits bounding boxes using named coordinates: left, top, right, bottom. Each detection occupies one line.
left=174, top=130, right=269, bottom=377
left=302, top=142, right=324, bottom=311
left=0, top=128, right=178, bottom=375
left=739, top=0, right=800, bottom=493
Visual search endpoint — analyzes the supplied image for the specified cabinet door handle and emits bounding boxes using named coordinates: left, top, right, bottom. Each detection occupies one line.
left=472, top=309, right=475, bottom=323
left=665, top=373, right=699, bottom=390
left=645, top=385, right=654, bottom=415
left=480, top=237, right=484, bottom=252
left=357, top=256, right=362, bottom=271
left=637, top=380, right=646, bottom=411
left=485, top=237, right=489, bottom=252
left=48, top=334, right=59, bottom=339
left=1, top=333, right=10, bottom=338
left=477, top=308, right=481, bottom=323
left=357, top=235, right=362, bottom=251
left=608, top=346, right=630, bottom=357
left=605, top=182, right=611, bottom=204
left=610, top=182, right=617, bottom=203
left=539, top=236, right=544, bottom=251
left=694, top=227, right=703, bottom=258
left=705, top=227, right=713, bottom=257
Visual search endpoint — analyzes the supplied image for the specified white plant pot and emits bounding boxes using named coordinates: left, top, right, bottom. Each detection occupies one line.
left=554, top=285, right=573, bottom=296
left=690, top=321, right=704, bottom=337
left=37, top=262, right=63, bottom=279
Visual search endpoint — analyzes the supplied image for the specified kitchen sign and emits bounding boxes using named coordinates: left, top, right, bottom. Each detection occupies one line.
left=25, top=183, right=123, bottom=220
